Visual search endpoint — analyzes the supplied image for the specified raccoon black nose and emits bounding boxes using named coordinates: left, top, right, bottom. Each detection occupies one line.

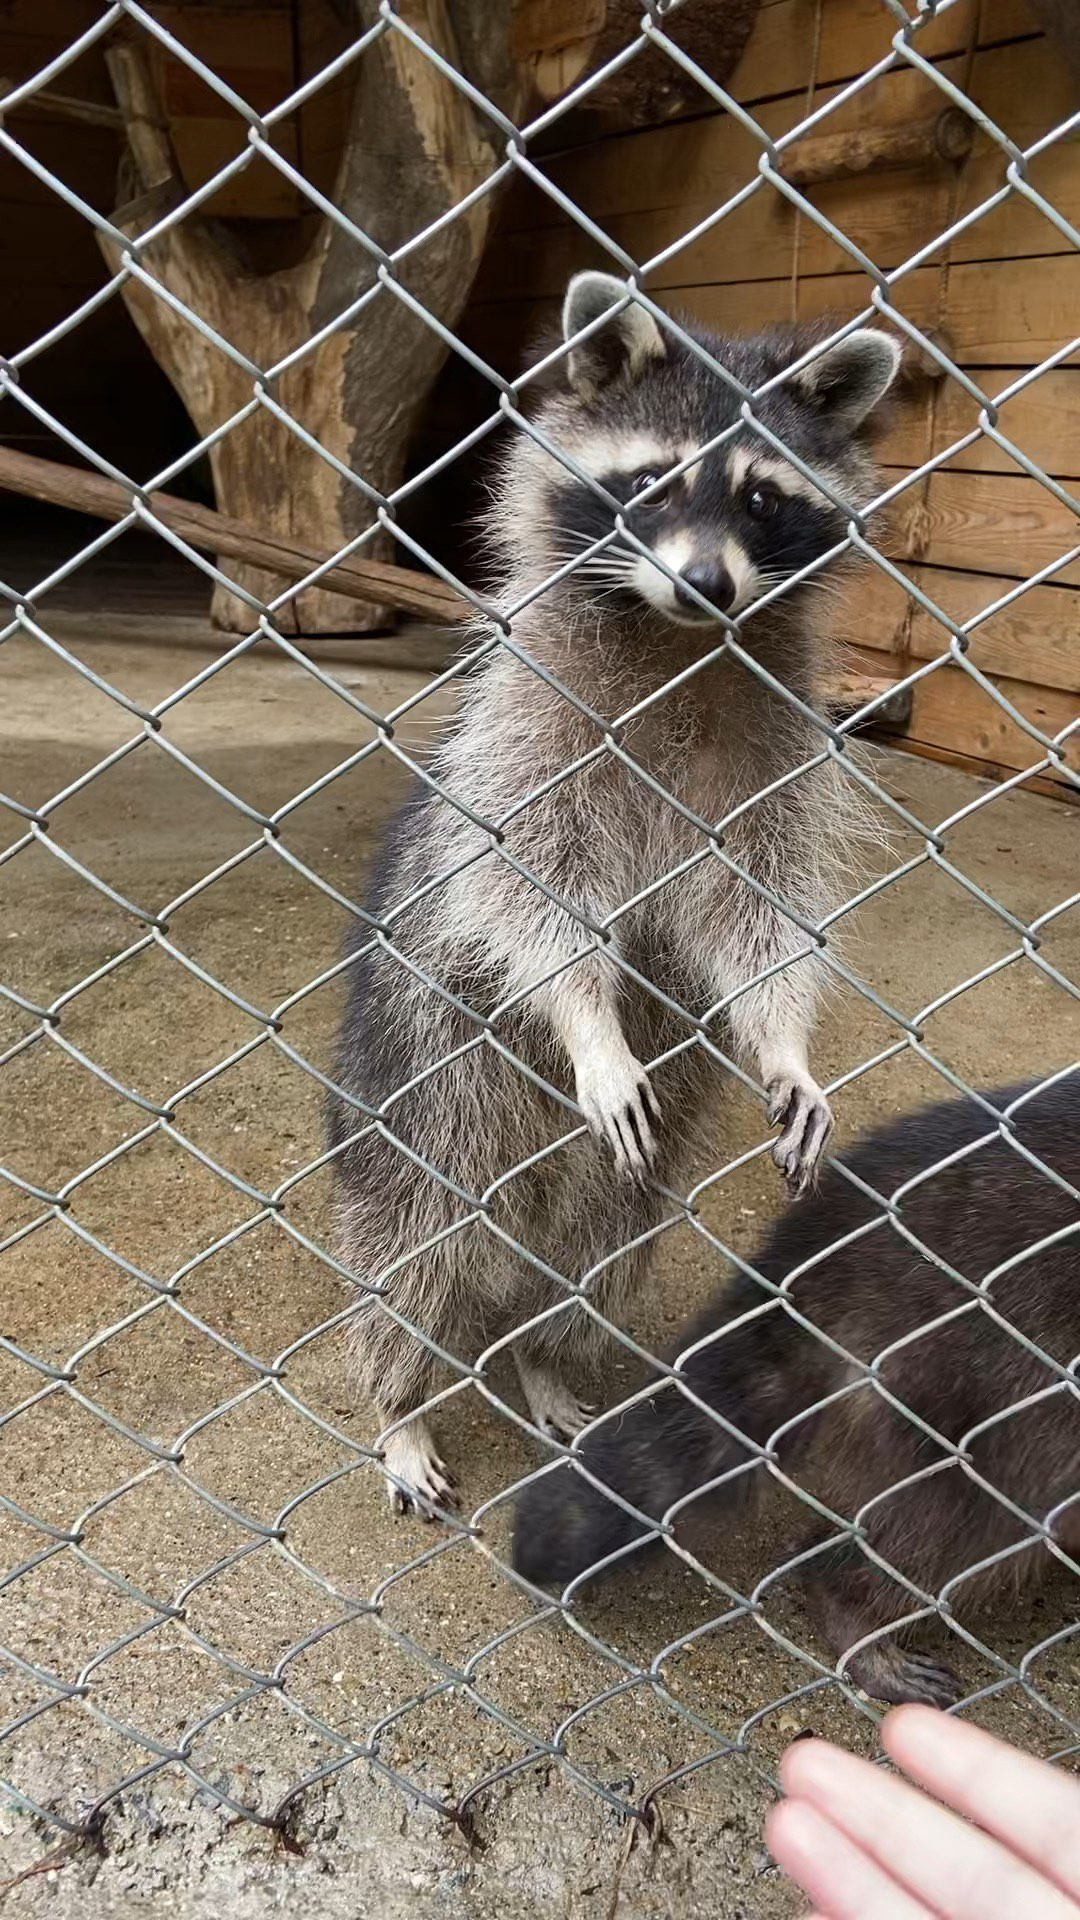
left=674, top=563, right=735, bottom=615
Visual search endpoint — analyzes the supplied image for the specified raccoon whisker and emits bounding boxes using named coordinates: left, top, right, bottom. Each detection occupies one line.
left=547, top=526, right=625, bottom=556
left=548, top=542, right=634, bottom=567
left=572, top=567, right=625, bottom=582
left=547, top=544, right=633, bottom=569
left=557, top=561, right=637, bottom=583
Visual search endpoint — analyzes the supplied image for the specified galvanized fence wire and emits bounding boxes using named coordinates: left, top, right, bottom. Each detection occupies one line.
left=0, top=0, right=1078, bottom=1849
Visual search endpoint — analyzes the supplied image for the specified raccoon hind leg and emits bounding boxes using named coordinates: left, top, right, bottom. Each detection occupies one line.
left=813, top=1559, right=961, bottom=1708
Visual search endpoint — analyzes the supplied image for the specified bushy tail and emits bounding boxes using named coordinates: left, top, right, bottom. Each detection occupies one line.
left=512, top=1276, right=824, bottom=1588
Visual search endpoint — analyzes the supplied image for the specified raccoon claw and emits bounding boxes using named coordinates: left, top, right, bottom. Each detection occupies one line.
left=383, top=1429, right=459, bottom=1521
left=551, top=1403, right=596, bottom=1441
left=892, top=1654, right=963, bottom=1708
left=844, top=1645, right=962, bottom=1708
left=537, top=1393, right=597, bottom=1443
left=577, top=1050, right=661, bottom=1186
left=766, top=1072, right=833, bottom=1196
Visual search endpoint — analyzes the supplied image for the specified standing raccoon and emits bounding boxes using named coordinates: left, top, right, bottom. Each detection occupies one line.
left=329, top=272, right=899, bottom=1514
left=513, top=1076, right=1080, bottom=1706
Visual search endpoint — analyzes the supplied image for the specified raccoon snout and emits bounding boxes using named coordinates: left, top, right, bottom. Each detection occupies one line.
left=674, top=562, right=735, bottom=617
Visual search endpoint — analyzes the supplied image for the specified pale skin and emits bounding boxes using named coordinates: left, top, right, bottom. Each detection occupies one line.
left=768, top=1705, right=1080, bottom=1919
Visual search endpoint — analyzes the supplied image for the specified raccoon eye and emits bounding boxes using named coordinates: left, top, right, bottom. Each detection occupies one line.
left=630, top=471, right=670, bottom=510
left=745, top=483, right=780, bottom=521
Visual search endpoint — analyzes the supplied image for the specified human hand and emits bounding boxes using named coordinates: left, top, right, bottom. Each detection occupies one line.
left=767, top=1704, right=1080, bottom=1917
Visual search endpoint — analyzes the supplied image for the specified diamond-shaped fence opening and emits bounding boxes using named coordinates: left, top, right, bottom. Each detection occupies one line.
left=1, top=0, right=1078, bottom=1901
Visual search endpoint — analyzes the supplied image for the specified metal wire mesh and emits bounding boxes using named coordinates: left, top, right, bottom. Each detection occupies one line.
left=1, top=0, right=1078, bottom=1867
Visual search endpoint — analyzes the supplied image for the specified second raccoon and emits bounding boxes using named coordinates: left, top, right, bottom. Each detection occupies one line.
left=513, top=1075, right=1080, bottom=1705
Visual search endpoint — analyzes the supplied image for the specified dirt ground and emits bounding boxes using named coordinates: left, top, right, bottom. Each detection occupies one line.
left=1, top=592, right=1078, bottom=1916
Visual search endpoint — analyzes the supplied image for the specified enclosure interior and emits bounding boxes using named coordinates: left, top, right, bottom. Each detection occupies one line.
left=1, top=0, right=1078, bottom=1913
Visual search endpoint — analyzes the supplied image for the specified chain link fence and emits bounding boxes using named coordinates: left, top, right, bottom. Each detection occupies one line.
left=1, top=0, right=1078, bottom=1880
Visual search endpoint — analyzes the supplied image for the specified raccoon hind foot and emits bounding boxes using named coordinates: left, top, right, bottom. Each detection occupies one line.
left=842, top=1641, right=962, bottom=1708
left=516, top=1353, right=596, bottom=1442
left=382, top=1420, right=459, bottom=1521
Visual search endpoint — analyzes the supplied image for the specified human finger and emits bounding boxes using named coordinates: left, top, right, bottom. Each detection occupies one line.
left=780, top=1736, right=1080, bottom=1919
left=883, top=1706, right=1080, bottom=1904
left=766, top=1796, right=932, bottom=1919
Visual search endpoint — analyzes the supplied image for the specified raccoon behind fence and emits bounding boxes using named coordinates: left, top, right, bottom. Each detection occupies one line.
left=513, top=1075, right=1080, bottom=1705
left=329, top=272, right=900, bottom=1514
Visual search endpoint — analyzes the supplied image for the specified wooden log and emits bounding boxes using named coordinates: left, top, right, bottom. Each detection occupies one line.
left=0, top=79, right=124, bottom=130
left=0, top=446, right=470, bottom=626
left=780, top=108, right=973, bottom=187
left=512, top=0, right=758, bottom=118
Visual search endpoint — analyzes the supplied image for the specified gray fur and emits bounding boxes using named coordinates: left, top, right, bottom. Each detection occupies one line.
left=329, top=276, right=899, bottom=1511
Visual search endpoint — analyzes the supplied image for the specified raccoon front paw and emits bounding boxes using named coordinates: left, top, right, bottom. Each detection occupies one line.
left=843, top=1643, right=962, bottom=1709
left=767, top=1071, right=833, bottom=1196
left=382, top=1424, right=459, bottom=1522
left=576, top=1048, right=661, bottom=1186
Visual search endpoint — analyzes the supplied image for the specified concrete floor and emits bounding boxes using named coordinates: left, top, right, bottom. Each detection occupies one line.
left=1, top=605, right=1078, bottom=1916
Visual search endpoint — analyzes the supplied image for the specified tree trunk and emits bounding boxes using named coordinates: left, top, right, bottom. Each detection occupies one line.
left=100, top=1, right=758, bottom=633
left=102, top=4, right=505, bottom=632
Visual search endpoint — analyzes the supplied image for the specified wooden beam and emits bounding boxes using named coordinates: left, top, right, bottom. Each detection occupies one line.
left=0, top=78, right=124, bottom=131
left=0, top=446, right=470, bottom=627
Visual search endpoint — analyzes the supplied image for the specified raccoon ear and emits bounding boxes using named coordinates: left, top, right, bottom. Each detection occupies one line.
left=562, top=272, right=667, bottom=396
left=792, top=329, right=901, bottom=430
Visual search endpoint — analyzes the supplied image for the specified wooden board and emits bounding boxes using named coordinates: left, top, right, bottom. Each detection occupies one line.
left=848, top=653, right=1079, bottom=792
left=477, top=42, right=1077, bottom=304
left=464, top=254, right=1080, bottom=372
left=839, top=566, right=1080, bottom=694
left=728, top=0, right=1036, bottom=105
left=883, top=467, right=1080, bottom=584
left=149, top=4, right=300, bottom=220
left=685, top=255, right=1080, bottom=366
left=880, top=369, right=1080, bottom=478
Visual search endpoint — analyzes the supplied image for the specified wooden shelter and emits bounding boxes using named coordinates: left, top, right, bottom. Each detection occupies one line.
left=0, top=0, right=1076, bottom=793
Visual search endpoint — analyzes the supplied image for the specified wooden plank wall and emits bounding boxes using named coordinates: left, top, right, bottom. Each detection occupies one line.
left=461, top=0, right=1080, bottom=796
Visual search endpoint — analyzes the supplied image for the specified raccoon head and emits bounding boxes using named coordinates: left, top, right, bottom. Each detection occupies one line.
left=523, top=271, right=900, bottom=627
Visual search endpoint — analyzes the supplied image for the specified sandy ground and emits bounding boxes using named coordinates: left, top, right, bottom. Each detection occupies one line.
left=1, top=603, right=1078, bottom=1916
